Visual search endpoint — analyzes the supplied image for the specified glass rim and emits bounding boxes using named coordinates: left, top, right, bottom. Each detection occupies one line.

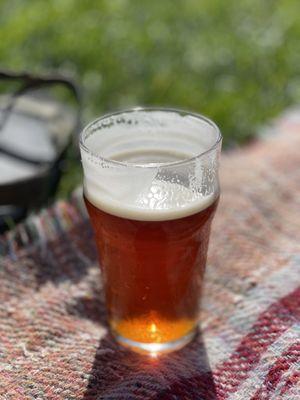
left=79, top=107, right=222, bottom=169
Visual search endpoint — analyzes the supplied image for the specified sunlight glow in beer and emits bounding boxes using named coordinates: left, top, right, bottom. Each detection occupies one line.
left=150, top=323, right=157, bottom=333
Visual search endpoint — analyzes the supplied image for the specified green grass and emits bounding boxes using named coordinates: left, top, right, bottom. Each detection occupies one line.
left=0, top=0, right=299, bottom=197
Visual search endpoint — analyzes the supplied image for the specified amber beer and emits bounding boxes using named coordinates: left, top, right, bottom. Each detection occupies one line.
left=80, top=108, right=221, bottom=353
left=85, top=195, right=218, bottom=347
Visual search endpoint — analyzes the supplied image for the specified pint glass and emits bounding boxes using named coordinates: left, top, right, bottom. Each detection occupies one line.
left=80, top=108, right=222, bottom=354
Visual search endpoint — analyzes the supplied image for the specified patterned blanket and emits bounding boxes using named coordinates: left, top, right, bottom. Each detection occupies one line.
left=0, top=110, right=299, bottom=399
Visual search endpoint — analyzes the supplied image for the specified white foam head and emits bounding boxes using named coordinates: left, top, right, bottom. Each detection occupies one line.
left=80, top=109, right=221, bottom=221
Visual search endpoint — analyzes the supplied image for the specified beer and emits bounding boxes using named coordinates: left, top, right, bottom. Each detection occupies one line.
left=80, top=108, right=221, bottom=353
left=85, top=192, right=218, bottom=347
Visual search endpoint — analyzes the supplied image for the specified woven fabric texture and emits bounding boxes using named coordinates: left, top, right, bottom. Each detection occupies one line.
left=0, top=110, right=300, bottom=399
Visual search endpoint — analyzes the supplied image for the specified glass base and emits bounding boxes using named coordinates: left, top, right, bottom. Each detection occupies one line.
left=113, top=328, right=196, bottom=355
